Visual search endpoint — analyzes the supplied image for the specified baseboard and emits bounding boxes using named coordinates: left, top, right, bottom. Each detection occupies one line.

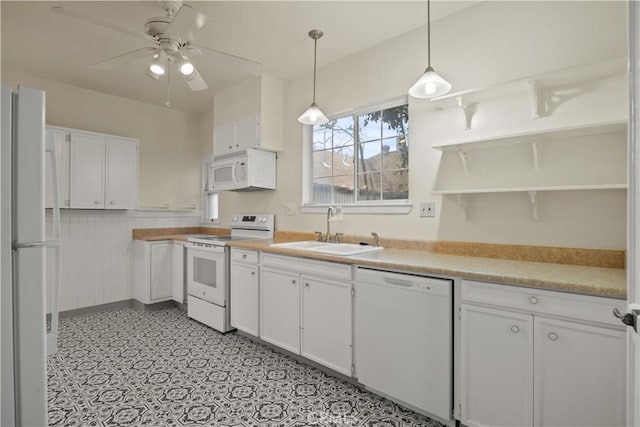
left=50, top=299, right=135, bottom=321
left=132, top=299, right=177, bottom=312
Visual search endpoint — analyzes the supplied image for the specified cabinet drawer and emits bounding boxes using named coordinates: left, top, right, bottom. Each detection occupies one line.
left=231, top=248, right=258, bottom=264
left=261, top=253, right=352, bottom=281
left=461, top=280, right=625, bottom=327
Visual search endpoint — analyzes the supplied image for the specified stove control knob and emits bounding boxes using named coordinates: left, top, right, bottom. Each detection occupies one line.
left=232, top=216, right=239, bottom=222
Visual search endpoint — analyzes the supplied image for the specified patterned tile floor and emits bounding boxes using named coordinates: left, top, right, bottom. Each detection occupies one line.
left=47, top=307, right=445, bottom=427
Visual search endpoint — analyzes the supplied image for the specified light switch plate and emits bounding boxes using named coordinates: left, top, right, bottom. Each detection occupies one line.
left=419, top=201, right=436, bottom=218
left=285, top=204, right=296, bottom=216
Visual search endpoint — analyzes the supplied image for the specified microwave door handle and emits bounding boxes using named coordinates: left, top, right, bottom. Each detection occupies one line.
left=231, top=159, right=239, bottom=186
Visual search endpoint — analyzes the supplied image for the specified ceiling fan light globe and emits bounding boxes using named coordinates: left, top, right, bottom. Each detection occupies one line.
left=409, top=68, right=452, bottom=99
left=298, top=103, right=329, bottom=125
left=180, top=61, right=194, bottom=76
left=149, top=62, right=165, bottom=75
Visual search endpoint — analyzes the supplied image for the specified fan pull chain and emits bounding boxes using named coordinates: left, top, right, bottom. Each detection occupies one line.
left=165, top=63, right=172, bottom=108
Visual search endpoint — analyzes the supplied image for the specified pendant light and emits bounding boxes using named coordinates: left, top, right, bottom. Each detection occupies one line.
left=298, top=30, right=329, bottom=125
left=409, top=0, right=452, bottom=98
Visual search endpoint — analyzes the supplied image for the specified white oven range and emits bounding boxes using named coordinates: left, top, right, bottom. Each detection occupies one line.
left=186, top=213, right=274, bottom=332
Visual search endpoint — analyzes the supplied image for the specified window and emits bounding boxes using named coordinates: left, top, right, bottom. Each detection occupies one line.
left=202, top=161, right=219, bottom=223
left=310, top=102, right=409, bottom=205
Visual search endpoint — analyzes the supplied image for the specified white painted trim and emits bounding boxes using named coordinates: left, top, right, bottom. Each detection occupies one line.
left=299, top=203, right=412, bottom=215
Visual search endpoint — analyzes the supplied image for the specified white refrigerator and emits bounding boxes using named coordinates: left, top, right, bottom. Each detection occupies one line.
left=1, top=84, right=62, bottom=426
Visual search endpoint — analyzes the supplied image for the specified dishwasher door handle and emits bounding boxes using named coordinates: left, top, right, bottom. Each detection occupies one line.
left=383, top=277, right=415, bottom=288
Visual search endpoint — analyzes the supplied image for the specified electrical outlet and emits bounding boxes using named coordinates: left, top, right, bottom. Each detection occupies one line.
left=285, top=204, right=296, bottom=216
left=419, top=202, right=436, bottom=218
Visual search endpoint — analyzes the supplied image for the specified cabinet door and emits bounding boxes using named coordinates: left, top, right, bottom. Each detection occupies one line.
left=260, top=268, right=300, bottom=354
left=301, top=275, right=352, bottom=376
left=235, top=114, right=259, bottom=151
left=214, top=122, right=236, bottom=156
left=105, top=138, right=137, bottom=209
left=150, top=242, right=173, bottom=301
left=45, top=129, right=70, bottom=209
left=461, top=304, right=533, bottom=427
left=534, top=317, right=626, bottom=427
left=172, top=243, right=184, bottom=304
left=69, top=132, right=105, bottom=208
left=230, top=262, right=259, bottom=336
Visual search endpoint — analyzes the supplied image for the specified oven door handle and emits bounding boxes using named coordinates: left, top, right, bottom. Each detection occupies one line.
left=186, top=242, right=226, bottom=253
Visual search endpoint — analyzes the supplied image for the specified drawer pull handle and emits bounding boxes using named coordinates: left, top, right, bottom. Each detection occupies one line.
left=242, top=254, right=247, bottom=259
left=250, top=271, right=255, bottom=277
left=511, top=325, right=520, bottom=333
left=529, top=296, right=539, bottom=304
left=291, top=280, right=296, bottom=285
left=304, top=282, right=309, bottom=287
left=548, top=332, right=558, bottom=341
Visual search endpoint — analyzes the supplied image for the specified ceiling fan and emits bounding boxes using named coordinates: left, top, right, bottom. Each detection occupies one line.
left=50, top=0, right=261, bottom=94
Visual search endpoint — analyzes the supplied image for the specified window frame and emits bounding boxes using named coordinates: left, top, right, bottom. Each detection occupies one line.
left=301, top=98, right=412, bottom=214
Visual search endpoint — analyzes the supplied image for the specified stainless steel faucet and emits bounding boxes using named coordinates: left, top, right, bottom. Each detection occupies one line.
left=326, top=207, right=333, bottom=242
left=371, top=232, right=379, bottom=247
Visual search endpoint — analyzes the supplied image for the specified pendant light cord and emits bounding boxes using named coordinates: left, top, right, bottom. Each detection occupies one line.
left=312, top=36, right=318, bottom=103
left=427, top=0, right=431, bottom=68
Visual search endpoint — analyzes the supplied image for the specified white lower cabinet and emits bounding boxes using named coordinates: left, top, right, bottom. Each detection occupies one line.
left=134, top=240, right=184, bottom=304
left=260, top=268, right=300, bottom=353
left=461, top=305, right=534, bottom=427
left=259, top=254, right=353, bottom=375
left=459, top=280, right=626, bottom=427
left=230, top=249, right=260, bottom=337
left=301, top=274, right=352, bottom=376
left=533, top=316, right=626, bottom=427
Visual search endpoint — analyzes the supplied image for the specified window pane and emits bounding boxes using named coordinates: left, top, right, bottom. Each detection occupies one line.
left=332, top=116, right=355, bottom=148
left=332, top=175, right=355, bottom=205
left=382, top=170, right=408, bottom=200
left=332, top=146, right=354, bottom=176
left=381, top=104, right=409, bottom=138
left=358, top=113, right=381, bottom=143
left=382, top=137, right=409, bottom=171
left=312, top=177, right=334, bottom=204
left=357, top=172, right=381, bottom=201
left=313, top=149, right=333, bottom=178
left=313, top=126, right=332, bottom=151
left=358, top=141, right=382, bottom=173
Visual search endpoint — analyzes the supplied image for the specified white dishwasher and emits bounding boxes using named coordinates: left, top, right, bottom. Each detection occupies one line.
left=355, top=267, right=452, bottom=423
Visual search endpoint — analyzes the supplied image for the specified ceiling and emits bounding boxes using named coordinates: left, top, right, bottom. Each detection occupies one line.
left=1, top=1, right=478, bottom=113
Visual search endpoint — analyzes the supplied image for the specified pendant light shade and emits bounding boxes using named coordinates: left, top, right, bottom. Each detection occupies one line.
left=409, top=66, right=452, bottom=98
left=298, top=29, right=329, bottom=125
left=298, top=102, right=329, bottom=125
left=409, top=0, right=452, bottom=99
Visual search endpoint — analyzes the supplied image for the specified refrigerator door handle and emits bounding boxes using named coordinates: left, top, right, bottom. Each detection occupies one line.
left=13, top=240, right=61, bottom=250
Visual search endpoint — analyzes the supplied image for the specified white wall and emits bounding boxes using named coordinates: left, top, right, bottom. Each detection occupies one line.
left=1, top=69, right=205, bottom=209
left=219, top=1, right=628, bottom=250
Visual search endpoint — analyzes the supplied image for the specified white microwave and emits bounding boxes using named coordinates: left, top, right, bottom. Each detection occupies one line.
left=211, top=148, right=276, bottom=191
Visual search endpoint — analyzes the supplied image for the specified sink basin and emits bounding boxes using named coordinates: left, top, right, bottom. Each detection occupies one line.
left=270, top=241, right=383, bottom=256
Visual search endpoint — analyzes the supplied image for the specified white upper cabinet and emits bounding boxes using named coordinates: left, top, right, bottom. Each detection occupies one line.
left=70, top=132, right=106, bottom=209
left=46, top=126, right=138, bottom=210
left=213, top=74, right=283, bottom=156
left=105, top=137, right=138, bottom=209
left=45, top=129, right=70, bottom=209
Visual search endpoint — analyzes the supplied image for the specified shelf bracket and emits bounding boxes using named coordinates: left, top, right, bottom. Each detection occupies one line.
left=457, top=147, right=470, bottom=175
left=454, top=194, right=469, bottom=220
left=528, top=191, right=539, bottom=222
left=530, top=139, right=541, bottom=170
left=457, top=97, right=474, bottom=130
left=529, top=80, right=544, bottom=119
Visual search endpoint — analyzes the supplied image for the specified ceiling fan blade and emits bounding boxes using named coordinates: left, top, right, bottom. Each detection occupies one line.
left=182, top=68, right=208, bottom=91
left=94, top=47, right=157, bottom=70
left=192, top=45, right=262, bottom=76
left=50, top=6, right=157, bottom=44
left=166, top=4, right=209, bottom=43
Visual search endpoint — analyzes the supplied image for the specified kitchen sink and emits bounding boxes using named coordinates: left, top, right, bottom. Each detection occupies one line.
left=270, top=241, right=383, bottom=256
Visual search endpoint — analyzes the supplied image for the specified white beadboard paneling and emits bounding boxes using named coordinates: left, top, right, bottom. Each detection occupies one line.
left=45, top=210, right=200, bottom=313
